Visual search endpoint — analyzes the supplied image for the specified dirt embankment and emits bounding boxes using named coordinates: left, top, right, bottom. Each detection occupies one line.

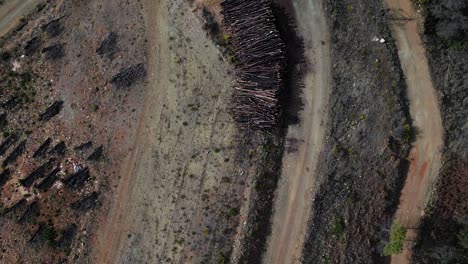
left=302, top=0, right=413, bottom=263
left=384, top=0, right=444, bottom=262
left=263, top=0, right=331, bottom=263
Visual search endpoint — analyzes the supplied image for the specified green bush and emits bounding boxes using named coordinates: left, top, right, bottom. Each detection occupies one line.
left=383, top=222, right=407, bottom=256
left=329, top=216, right=345, bottom=237
left=218, top=253, right=228, bottom=264
left=383, top=242, right=403, bottom=256
left=228, top=208, right=239, bottom=217
left=457, top=227, right=468, bottom=249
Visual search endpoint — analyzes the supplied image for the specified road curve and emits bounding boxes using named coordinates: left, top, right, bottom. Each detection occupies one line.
left=263, top=0, right=331, bottom=263
left=384, top=0, right=444, bottom=263
left=0, top=0, right=36, bottom=37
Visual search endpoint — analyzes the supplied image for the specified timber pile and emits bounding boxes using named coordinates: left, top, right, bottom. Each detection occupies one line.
left=20, top=161, right=53, bottom=188
left=71, top=192, right=101, bottom=211
left=96, top=32, right=118, bottom=57
left=0, top=133, right=19, bottom=155
left=3, top=140, right=26, bottom=167
left=41, top=44, right=64, bottom=60
left=0, top=169, right=11, bottom=188
left=36, top=167, right=60, bottom=192
left=33, top=138, right=52, bottom=158
left=39, top=100, right=63, bottom=122
left=111, top=63, right=146, bottom=88
left=64, top=167, right=89, bottom=190
left=221, top=0, right=286, bottom=130
left=40, top=17, right=64, bottom=37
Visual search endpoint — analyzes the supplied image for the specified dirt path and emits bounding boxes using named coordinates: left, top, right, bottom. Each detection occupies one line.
left=263, top=0, right=331, bottom=263
left=384, top=0, right=444, bottom=262
left=94, top=0, right=169, bottom=261
left=0, top=0, right=36, bottom=37
left=95, top=0, right=241, bottom=263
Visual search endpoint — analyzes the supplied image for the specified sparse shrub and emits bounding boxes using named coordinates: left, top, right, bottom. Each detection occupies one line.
left=329, top=216, right=345, bottom=237
left=402, top=123, right=411, bottom=142
left=227, top=54, right=236, bottom=64
left=0, top=51, right=10, bottom=61
left=217, top=253, right=228, bottom=264
left=457, top=226, right=468, bottom=249
left=228, top=208, right=239, bottom=217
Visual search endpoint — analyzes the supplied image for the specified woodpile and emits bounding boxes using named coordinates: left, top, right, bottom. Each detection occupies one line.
left=33, top=138, right=52, bottom=158
left=18, top=201, right=39, bottom=224
left=64, top=167, right=89, bottom=190
left=0, top=169, right=11, bottom=189
left=71, top=192, right=101, bottom=211
left=0, top=133, right=19, bottom=155
left=20, top=161, right=53, bottom=188
left=41, top=44, right=64, bottom=60
left=48, top=141, right=67, bottom=156
left=111, top=63, right=146, bottom=88
left=24, top=37, right=41, bottom=56
left=96, top=32, right=118, bottom=57
left=221, top=0, right=286, bottom=130
left=40, top=17, right=64, bottom=37
left=87, top=145, right=103, bottom=161
left=3, top=140, right=26, bottom=167
left=36, top=167, right=60, bottom=192
left=39, top=100, right=63, bottom=122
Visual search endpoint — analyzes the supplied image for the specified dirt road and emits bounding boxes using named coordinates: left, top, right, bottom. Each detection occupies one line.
left=384, top=0, right=444, bottom=262
left=263, top=0, right=331, bottom=263
left=0, top=0, right=36, bottom=37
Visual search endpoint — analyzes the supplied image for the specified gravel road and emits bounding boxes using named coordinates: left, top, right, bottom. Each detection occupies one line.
left=263, top=0, right=331, bottom=263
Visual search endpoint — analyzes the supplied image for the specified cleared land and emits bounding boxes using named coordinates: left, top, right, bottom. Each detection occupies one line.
left=385, top=0, right=444, bottom=262
left=263, top=0, right=331, bottom=263
left=96, top=0, right=246, bottom=263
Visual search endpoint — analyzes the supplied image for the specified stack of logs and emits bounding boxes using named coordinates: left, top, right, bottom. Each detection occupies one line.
left=221, top=0, right=286, bottom=130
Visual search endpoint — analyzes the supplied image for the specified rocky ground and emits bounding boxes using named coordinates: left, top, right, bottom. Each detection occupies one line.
left=0, top=0, right=147, bottom=262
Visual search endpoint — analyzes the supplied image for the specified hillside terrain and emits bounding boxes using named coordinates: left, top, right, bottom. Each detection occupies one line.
left=0, top=0, right=465, bottom=263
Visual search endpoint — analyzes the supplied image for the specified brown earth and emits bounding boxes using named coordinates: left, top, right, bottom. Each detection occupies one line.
left=384, top=0, right=444, bottom=263
left=0, top=0, right=148, bottom=262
